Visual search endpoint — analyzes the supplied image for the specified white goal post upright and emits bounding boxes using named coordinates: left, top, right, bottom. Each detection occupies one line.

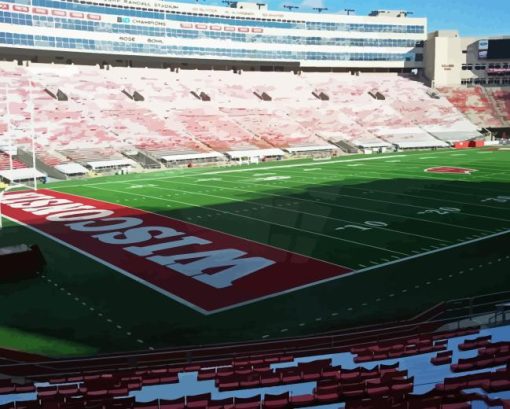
left=28, top=79, right=38, bottom=192
left=4, top=84, right=13, bottom=172
left=0, top=81, right=39, bottom=230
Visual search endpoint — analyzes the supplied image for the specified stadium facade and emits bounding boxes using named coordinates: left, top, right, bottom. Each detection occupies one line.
left=0, top=0, right=427, bottom=70
left=424, top=31, right=510, bottom=87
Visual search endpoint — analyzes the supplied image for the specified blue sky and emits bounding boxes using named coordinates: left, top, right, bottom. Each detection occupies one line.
left=180, top=0, right=509, bottom=37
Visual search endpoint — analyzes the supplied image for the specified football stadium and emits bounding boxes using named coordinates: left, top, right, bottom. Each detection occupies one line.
left=0, top=0, right=510, bottom=407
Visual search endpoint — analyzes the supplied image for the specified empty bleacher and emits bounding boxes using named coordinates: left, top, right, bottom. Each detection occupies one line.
left=0, top=63, right=502, bottom=175
left=0, top=322, right=509, bottom=409
left=438, top=86, right=504, bottom=128
left=0, top=152, right=26, bottom=171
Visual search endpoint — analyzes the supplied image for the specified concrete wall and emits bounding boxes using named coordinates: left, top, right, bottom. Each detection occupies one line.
left=425, top=31, right=510, bottom=87
left=424, top=31, right=462, bottom=87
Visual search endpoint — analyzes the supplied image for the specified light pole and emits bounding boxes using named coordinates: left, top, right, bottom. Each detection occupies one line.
left=313, top=7, right=328, bottom=13
left=344, top=8, right=355, bottom=15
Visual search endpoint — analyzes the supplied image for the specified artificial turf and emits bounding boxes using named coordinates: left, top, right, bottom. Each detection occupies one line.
left=1, top=148, right=509, bottom=357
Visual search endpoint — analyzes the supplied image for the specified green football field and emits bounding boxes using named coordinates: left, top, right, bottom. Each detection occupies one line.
left=1, top=147, right=510, bottom=357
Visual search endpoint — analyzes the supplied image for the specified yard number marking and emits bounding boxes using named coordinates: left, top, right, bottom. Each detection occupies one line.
left=417, top=207, right=461, bottom=215
left=335, top=221, right=388, bottom=232
left=481, top=196, right=510, bottom=203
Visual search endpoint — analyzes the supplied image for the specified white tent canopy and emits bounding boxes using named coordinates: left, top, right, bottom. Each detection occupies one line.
left=0, top=167, right=45, bottom=182
left=226, top=149, right=285, bottom=159
left=55, top=163, right=88, bottom=175
left=162, top=152, right=223, bottom=162
left=426, top=130, right=483, bottom=142
left=395, top=140, right=449, bottom=149
left=355, top=141, right=392, bottom=148
left=87, top=159, right=136, bottom=170
left=285, top=145, right=336, bottom=153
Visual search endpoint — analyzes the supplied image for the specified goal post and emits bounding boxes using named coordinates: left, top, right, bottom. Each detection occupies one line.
left=0, top=80, right=40, bottom=230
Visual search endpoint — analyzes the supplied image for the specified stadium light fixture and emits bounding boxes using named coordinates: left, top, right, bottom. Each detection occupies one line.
left=313, top=7, right=328, bottom=13
left=283, top=4, right=299, bottom=11
left=256, top=2, right=266, bottom=9
left=222, top=0, right=236, bottom=6
left=344, top=8, right=355, bottom=15
left=403, top=11, right=413, bottom=16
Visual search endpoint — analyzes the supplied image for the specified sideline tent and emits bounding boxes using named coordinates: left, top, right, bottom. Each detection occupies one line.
left=55, top=163, right=88, bottom=176
left=0, top=168, right=46, bottom=183
left=87, top=159, right=136, bottom=170
left=161, top=152, right=224, bottom=162
left=226, top=149, right=285, bottom=159
left=284, top=145, right=336, bottom=153
left=425, top=130, right=483, bottom=143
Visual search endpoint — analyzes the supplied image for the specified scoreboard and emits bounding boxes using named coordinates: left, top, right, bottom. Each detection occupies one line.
left=479, top=39, right=510, bottom=60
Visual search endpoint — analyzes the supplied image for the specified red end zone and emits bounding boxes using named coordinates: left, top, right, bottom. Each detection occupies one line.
left=1, top=189, right=352, bottom=314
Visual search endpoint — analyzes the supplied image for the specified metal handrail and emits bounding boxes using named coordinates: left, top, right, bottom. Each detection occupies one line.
left=1, top=294, right=508, bottom=378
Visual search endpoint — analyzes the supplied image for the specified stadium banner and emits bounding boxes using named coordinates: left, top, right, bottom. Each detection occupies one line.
left=1, top=189, right=352, bottom=314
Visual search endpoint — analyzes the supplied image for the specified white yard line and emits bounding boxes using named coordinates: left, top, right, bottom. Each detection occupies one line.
left=87, top=185, right=408, bottom=256
left=38, top=273, right=150, bottom=348
left=354, top=160, right=510, bottom=183
left=3, top=214, right=210, bottom=315
left=260, top=168, right=510, bottom=223
left=178, top=173, right=492, bottom=234
left=269, top=167, right=510, bottom=212
left=147, top=178, right=450, bottom=243
left=49, top=155, right=407, bottom=190
left=209, top=228, right=510, bottom=314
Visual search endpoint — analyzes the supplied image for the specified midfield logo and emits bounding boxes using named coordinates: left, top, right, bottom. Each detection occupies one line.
left=425, top=167, right=478, bottom=175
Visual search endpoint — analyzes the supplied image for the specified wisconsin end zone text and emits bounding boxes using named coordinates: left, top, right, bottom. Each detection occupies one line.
left=1, top=190, right=352, bottom=313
